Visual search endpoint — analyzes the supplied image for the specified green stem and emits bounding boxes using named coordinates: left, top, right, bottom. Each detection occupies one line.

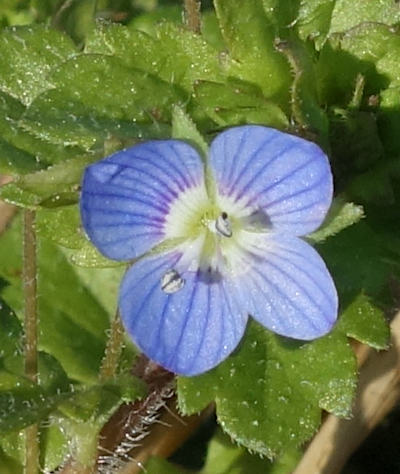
left=183, top=0, right=201, bottom=33
left=23, top=210, right=39, bottom=474
left=99, top=310, right=125, bottom=382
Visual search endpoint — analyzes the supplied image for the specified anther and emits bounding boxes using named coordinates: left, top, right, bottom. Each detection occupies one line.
left=161, top=269, right=185, bottom=294
left=215, top=212, right=232, bottom=238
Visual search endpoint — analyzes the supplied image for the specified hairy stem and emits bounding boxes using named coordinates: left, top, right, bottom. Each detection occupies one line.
left=120, top=401, right=214, bottom=474
left=98, top=356, right=175, bottom=471
left=183, top=0, right=201, bottom=34
left=99, top=310, right=125, bottom=382
left=23, top=210, right=39, bottom=474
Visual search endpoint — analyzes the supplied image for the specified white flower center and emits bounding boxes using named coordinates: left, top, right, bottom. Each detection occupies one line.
left=161, top=185, right=272, bottom=285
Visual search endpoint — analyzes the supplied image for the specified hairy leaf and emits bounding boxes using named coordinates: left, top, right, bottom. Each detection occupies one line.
left=19, top=54, right=175, bottom=150
left=86, top=22, right=223, bottom=94
left=318, top=24, right=400, bottom=105
left=214, top=0, right=291, bottom=104
left=0, top=156, right=94, bottom=208
left=202, top=430, right=301, bottom=474
left=192, top=80, right=288, bottom=129
left=178, top=321, right=357, bottom=457
left=308, top=198, right=364, bottom=243
left=0, top=25, right=77, bottom=105
left=0, top=352, right=71, bottom=434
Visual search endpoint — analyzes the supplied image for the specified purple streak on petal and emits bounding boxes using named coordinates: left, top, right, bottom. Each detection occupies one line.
left=119, top=252, right=248, bottom=375
left=233, top=143, right=297, bottom=200
left=135, top=146, right=191, bottom=190
left=80, top=140, right=204, bottom=261
left=169, top=142, right=205, bottom=186
left=209, top=125, right=333, bottom=236
left=266, top=250, right=336, bottom=314
left=243, top=155, right=316, bottom=204
left=224, top=127, right=251, bottom=189
left=233, top=235, right=337, bottom=340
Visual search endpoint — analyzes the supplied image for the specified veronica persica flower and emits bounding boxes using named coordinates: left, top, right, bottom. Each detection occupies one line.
left=80, top=125, right=338, bottom=376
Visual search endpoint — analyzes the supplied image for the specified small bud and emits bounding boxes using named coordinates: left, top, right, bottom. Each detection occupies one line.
left=161, top=269, right=185, bottom=294
left=215, top=212, right=232, bottom=238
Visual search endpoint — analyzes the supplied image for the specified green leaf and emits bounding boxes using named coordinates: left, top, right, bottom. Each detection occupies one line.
left=86, top=22, right=223, bottom=94
left=295, top=0, right=400, bottom=49
left=0, top=25, right=77, bottom=105
left=317, top=221, right=396, bottom=300
left=296, top=0, right=336, bottom=49
left=1, top=423, right=69, bottom=473
left=36, top=206, right=86, bottom=250
left=378, top=87, right=400, bottom=156
left=178, top=321, right=356, bottom=457
left=261, top=0, right=300, bottom=36
left=58, top=374, right=146, bottom=468
left=39, top=424, right=69, bottom=472
left=308, top=198, right=364, bottom=243
left=67, top=243, right=126, bottom=268
left=202, top=429, right=301, bottom=474
left=19, top=54, right=175, bottom=150
left=0, top=90, right=48, bottom=174
left=0, top=138, right=40, bottom=175
left=214, top=0, right=291, bottom=103
left=339, top=293, right=390, bottom=350
left=0, top=298, right=22, bottom=360
left=36, top=205, right=125, bottom=268
left=318, top=24, right=400, bottom=105
left=329, top=108, right=384, bottom=178
left=71, top=265, right=124, bottom=316
left=0, top=352, right=71, bottom=434
left=0, top=87, right=87, bottom=169
left=346, top=161, right=398, bottom=205
left=192, top=80, right=289, bottom=129
left=202, top=10, right=226, bottom=50
left=0, top=156, right=95, bottom=208
left=0, top=446, right=22, bottom=474
left=329, top=0, right=400, bottom=35
left=59, top=374, right=145, bottom=424
left=0, top=216, right=109, bottom=383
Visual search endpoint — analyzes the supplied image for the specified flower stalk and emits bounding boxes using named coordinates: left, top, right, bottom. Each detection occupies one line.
left=23, top=209, right=39, bottom=474
left=99, top=309, right=125, bottom=382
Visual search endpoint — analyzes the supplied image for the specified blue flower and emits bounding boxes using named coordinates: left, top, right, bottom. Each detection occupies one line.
left=80, top=125, right=338, bottom=376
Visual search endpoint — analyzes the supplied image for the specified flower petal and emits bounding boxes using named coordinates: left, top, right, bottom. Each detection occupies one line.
left=80, top=140, right=205, bottom=260
left=119, top=251, right=248, bottom=375
left=233, top=235, right=337, bottom=340
left=209, top=125, right=333, bottom=235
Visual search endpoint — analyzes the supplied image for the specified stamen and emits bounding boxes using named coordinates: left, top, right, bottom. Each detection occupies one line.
left=161, top=269, right=185, bottom=294
left=215, top=212, right=232, bottom=238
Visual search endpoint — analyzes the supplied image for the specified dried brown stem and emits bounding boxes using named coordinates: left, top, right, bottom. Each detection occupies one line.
left=293, top=312, right=400, bottom=474
left=183, top=0, right=201, bottom=34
